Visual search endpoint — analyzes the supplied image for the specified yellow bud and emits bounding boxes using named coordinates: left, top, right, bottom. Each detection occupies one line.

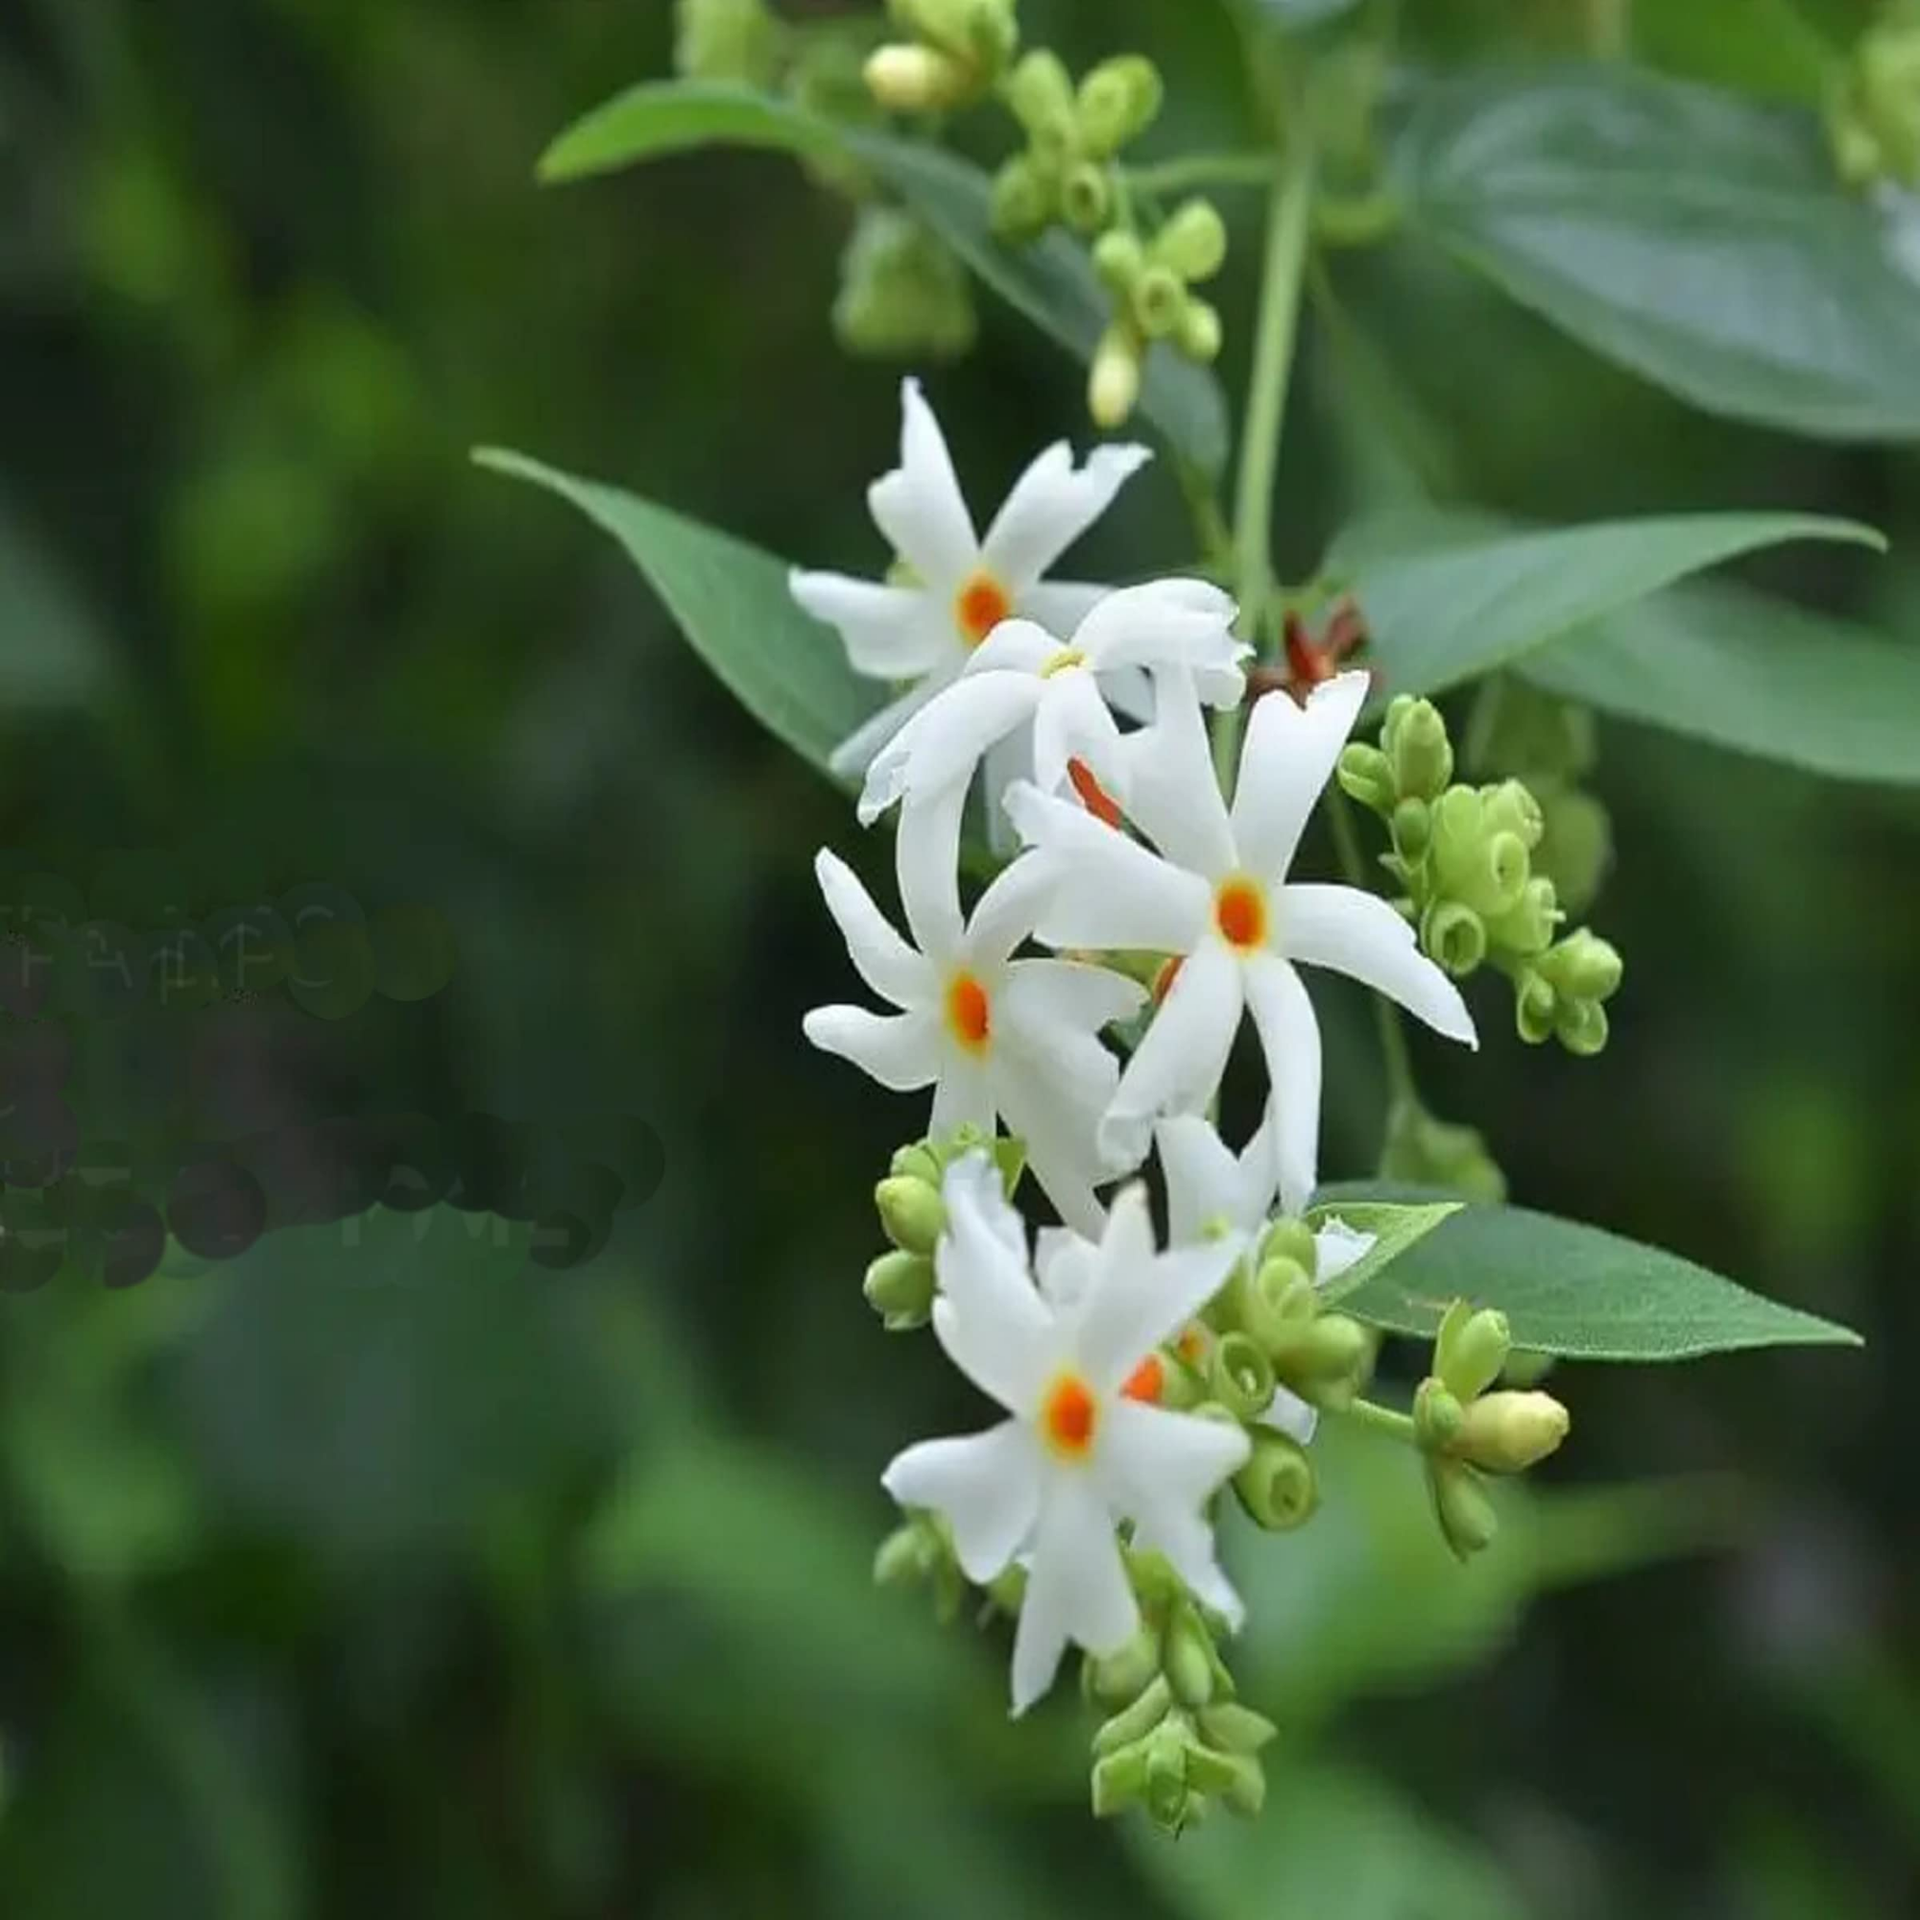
left=1089, top=325, right=1142, bottom=428
left=1454, top=1389, right=1570, bottom=1473
left=1175, top=296, right=1222, bottom=364
left=865, top=42, right=971, bottom=113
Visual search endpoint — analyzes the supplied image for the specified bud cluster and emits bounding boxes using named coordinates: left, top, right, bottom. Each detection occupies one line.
left=1414, top=1302, right=1570, bottom=1560
left=863, top=1125, right=1025, bottom=1328
left=864, top=0, right=1020, bottom=114
left=1084, top=1552, right=1277, bottom=1833
left=1830, top=2, right=1920, bottom=188
left=1338, top=696, right=1624, bottom=1055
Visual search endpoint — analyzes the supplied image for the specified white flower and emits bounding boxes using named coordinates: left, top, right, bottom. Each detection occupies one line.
left=802, top=789, right=1145, bottom=1232
left=1006, top=669, right=1478, bottom=1203
left=1155, top=1113, right=1377, bottom=1445
left=882, top=1154, right=1250, bottom=1714
left=790, top=377, right=1150, bottom=780
left=854, top=579, right=1247, bottom=828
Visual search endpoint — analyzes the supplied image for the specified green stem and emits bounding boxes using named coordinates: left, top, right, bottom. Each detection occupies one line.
left=1213, top=134, right=1316, bottom=792
left=1122, top=151, right=1276, bottom=196
left=1339, top=1396, right=1417, bottom=1444
left=1328, top=786, right=1418, bottom=1110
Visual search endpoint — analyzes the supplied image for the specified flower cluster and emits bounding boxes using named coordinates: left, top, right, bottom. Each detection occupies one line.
left=790, top=384, right=1518, bottom=1803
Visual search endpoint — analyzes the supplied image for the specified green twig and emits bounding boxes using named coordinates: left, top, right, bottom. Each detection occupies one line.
left=1338, top=1396, right=1417, bottom=1444
left=1122, top=151, right=1277, bottom=197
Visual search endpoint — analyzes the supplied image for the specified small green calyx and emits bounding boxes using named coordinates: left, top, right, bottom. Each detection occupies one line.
left=1234, top=1428, right=1318, bottom=1531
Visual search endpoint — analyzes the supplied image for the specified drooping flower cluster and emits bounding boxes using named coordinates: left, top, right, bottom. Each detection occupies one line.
left=792, top=382, right=1484, bottom=1725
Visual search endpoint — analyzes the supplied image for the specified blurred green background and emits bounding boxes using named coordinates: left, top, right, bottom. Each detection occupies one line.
left=0, top=0, right=1916, bottom=1914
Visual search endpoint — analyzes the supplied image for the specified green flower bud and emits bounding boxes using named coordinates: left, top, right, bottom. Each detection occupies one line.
left=1391, top=795, right=1431, bottom=863
left=1197, top=1700, right=1277, bottom=1755
left=834, top=208, right=978, bottom=361
left=1090, top=1671, right=1171, bottom=1758
left=1272, top=1313, right=1369, bottom=1407
left=1379, top=1097, right=1508, bottom=1204
left=1130, top=262, right=1186, bottom=338
left=1413, top=1375, right=1465, bottom=1451
left=1258, top=1215, right=1318, bottom=1279
left=1430, top=1457, right=1499, bottom=1561
left=1386, top=697, right=1453, bottom=801
left=1208, top=1330, right=1276, bottom=1419
left=1541, top=928, right=1623, bottom=1004
left=1183, top=1738, right=1266, bottom=1817
left=1154, top=199, right=1228, bottom=282
left=1175, top=296, right=1223, bottom=365
left=889, top=0, right=1016, bottom=70
left=1422, top=899, right=1487, bottom=978
left=1164, top=1606, right=1218, bottom=1709
left=1337, top=742, right=1396, bottom=815
left=1430, top=787, right=1530, bottom=918
left=889, top=1140, right=942, bottom=1185
left=1088, top=323, right=1143, bottom=428
left=1555, top=996, right=1609, bottom=1057
left=1454, top=1389, right=1571, bottom=1473
left=1225, top=1253, right=1311, bottom=1353
left=1534, top=787, right=1612, bottom=916
left=673, top=0, right=778, bottom=86
left=990, top=154, right=1056, bottom=243
left=1005, top=49, right=1077, bottom=150
left=1489, top=876, right=1561, bottom=959
left=863, top=1248, right=935, bottom=1328
left=1513, top=967, right=1558, bottom=1046
left=1090, top=1740, right=1149, bottom=1817
left=1093, top=226, right=1145, bottom=294
left=1077, top=55, right=1164, bottom=158
left=1435, top=1301, right=1511, bottom=1402
left=865, top=42, right=974, bottom=113
left=1234, top=1429, right=1317, bottom=1530
left=875, top=1173, right=944, bottom=1254
left=1481, top=778, right=1545, bottom=851
left=873, top=1515, right=937, bottom=1587
left=1086, top=1623, right=1163, bottom=1708
left=1061, top=161, right=1113, bottom=235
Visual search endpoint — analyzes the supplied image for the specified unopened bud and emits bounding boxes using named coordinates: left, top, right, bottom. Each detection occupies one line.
left=1006, top=48, right=1076, bottom=149
left=1077, top=55, right=1164, bottom=157
left=1386, top=697, right=1453, bottom=801
left=1093, top=226, right=1145, bottom=294
left=889, top=1140, right=942, bottom=1185
left=863, top=1248, right=935, bottom=1327
left=1061, top=161, right=1112, bottom=234
left=1391, top=795, right=1431, bottom=863
left=1164, top=1605, right=1218, bottom=1708
left=1555, top=996, right=1609, bottom=1057
left=1273, top=1312, right=1369, bottom=1407
left=1091, top=1673, right=1172, bottom=1761
left=1185, top=1739, right=1266, bottom=1816
left=1155, top=200, right=1227, bottom=282
left=674, top=0, right=777, bottom=86
left=1430, top=1457, right=1499, bottom=1560
left=1481, top=778, right=1545, bottom=850
left=889, top=0, right=1016, bottom=69
left=1234, top=1429, right=1317, bottom=1530
left=873, top=1516, right=936, bottom=1587
left=1454, top=1389, right=1570, bottom=1472
left=1337, top=742, right=1396, bottom=815
left=875, top=1173, right=944, bottom=1253
left=865, top=42, right=972, bottom=113
left=1197, top=1700, right=1277, bottom=1755
left=1086, top=1622, right=1162, bottom=1707
left=1514, top=967, right=1557, bottom=1046
left=1130, top=262, right=1186, bottom=338
left=990, top=154, right=1056, bottom=243
left=1490, top=876, right=1561, bottom=958
left=1258, top=1215, right=1317, bottom=1278
left=1175, top=296, right=1222, bottom=364
left=1089, top=324, right=1143, bottom=428
left=1208, top=1330, right=1276, bottom=1420
left=1413, top=1374, right=1464, bottom=1450
left=1422, top=899, right=1487, bottom=978
left=1542, top=928, right=1623, bottom=1004
left=1435, top=1300, right=1511, bottom=1401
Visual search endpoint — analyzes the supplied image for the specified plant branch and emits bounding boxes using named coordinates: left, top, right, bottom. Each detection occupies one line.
left=1122, top=151, right=1276, bottom=196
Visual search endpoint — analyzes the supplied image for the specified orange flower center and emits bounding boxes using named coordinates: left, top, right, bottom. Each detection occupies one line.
left=1067, top=756, right=1123, bottom=829
left=954, top=570, right=1012, bottom=649
left=1121, top=1354, right=1164, bottom=1404
left=1213, top=875, right=1268, bottom=952
left=944, top=970, right=991, bottom=1054
left=1041, top=1371, right=1099, bottom=1458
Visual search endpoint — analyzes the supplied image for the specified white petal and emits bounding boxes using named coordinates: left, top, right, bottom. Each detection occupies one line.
left=802, top=1005, right=941, bottom=1092
left=830, top=680, right=946, bottom=781
left=931, top=1153, right=1053, bottom=1411
left=1000, top=957, right=1144, bottom=1036
left=930, top=1055, right=995, bottom=1139
left=960, top=853, right=1056, bottom=972
left=894, top=781, right=968, bottom=965
left=1029, top=670, right=1123, bottom=802
left=1259, top=1384, right=1320, bottom=1446
left=1313, top=1217, right=1377, bottom=1288
left=812, top=848, right=933, bottom=1009
left=1074, top=580, right=1246, bottom=708
left=1099, top=662, right=1154, bottom=724
left=1076, top=1189, right=1241, bottom=1390
left=991, top=1057, right=1115, bottom=1238
left=1230, top=671, right=1371, bottom=884
left=1018, top=580, right=1110, bottom=637
left=882, top=1421, right=1041, bottom=1582
left=980, top=724, right=1033, bottom=856
left=963, top=618, right=1056, bottom=677
left=789, top=571, right=952, bottom=681
left=1001, top=783, right=1211, bottom=954
left=858, top=673, right=1042, bottom=825
left=1101, top=1398, right=1250, bottom=1624
left=1010, top=1477, right=1137, bottom=1715
left=1155, top=1114, right=1251, bottom=1245
left=869, top=377, right=978, bottom=585
left=1035, top=1227, right=1100, bottom=1310
left=1117, top=670, right=1238, bottom=880
left=981, top=441, right=1151, bottom=590
left=1099, top=942, right=1243, bottom=1172
left=1135, top=1505, right=1245, bottom=1632
left=1241, top=955, right=1322, bottom=1215
left=1280, top=882, right=1478, bottom=1047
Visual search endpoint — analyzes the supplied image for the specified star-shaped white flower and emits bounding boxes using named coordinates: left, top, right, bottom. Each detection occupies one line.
left=1006, top=669, right=1478, bottom=1203
left=790, top=377, right=1150, bottom=780
left=883, top=1154, right=1249, bottom=1714
left=1155, top=1113, right=1376, bottom=1445
left=854, top=578, right=1247, bottom=828
left=802, top=790, right=1145, bottom=1232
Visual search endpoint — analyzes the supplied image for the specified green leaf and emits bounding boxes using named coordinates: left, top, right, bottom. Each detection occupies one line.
left=475, top=447, right=876, bottom=779
left=1396, top=64, right=1920, bottom=439
left=1330, top=507, right=1881, bottom=701
left=536, top=80, right=1230, bottom=472
left=1317, top=1190, right=1862, bottom=1360
left=1305, top=1197, right=1460, bottom=1304
left=1520, top=573, right=1920, bottom=787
